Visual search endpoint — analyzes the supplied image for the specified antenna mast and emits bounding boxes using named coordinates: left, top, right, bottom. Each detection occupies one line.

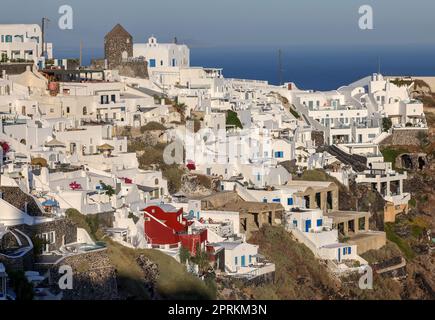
left=278, top=49, right=283, bottom=86
left=80, top=40, right=83, bottom=67
left=41, top=17, right=50, bottom=58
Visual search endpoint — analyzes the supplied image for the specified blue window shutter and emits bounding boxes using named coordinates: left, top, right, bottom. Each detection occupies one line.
left=287, top=197, right=293, bottom=205
left=272, top=198, right=280, bottom=203
left=317, top=219, right=322, bottom=227
left=348, top=247, right=352, bottom=254
left=343, top=248, right=346, bottom=255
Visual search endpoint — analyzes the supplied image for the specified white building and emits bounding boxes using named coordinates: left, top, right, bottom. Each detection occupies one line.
left=285, top=208, right=363, bottom=265
left=133, top=36, right=189, bottom=69
left=0, top=24, right=53, bottom=63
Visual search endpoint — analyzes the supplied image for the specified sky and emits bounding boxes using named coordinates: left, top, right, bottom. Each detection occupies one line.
left=1, top=0, right=435, bottom=53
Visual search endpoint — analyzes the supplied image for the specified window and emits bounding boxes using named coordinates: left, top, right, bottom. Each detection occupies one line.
left=263, top=198, right=267, bottom=203
left=83, top=106, right=87, bottom=115
left=272, top=198, right=280, bottom=203
left=249, top=255, right=252, bottom=264
left=343, top=248, right=346, bottom=255
left=111, top=95, right=116, bottom=103
left=274, top=151, right=284, bottom=158
left=287, top=197, right=293, bottom=206
left=235, top=257, right=238, bottom=265
left=149, top=59, right=156, bottom=67
left=41, top=231, right=56, bottom=244
left=348, top=247, right=352, bottom=254
left=317, top=219, right=322, bottom=227
left=101, top=95, right=109, bottom=104
left=154, top=178, right=159, bottom=185
left=66, top=107, right=70, bottom=113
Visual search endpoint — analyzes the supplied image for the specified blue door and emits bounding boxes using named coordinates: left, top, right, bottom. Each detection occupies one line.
left=305, top=220, right=311, bottom=232
left=241, top=255, right=246, bottom=267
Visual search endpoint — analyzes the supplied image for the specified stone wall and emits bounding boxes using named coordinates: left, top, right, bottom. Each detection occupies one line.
left=311, top=131, right=325, bottom=147
left=0, top=63, right=34, bottom=75
left=116, top=60, right=148, bottom=79
left=381, top=128, right=428, bottom=146
left=395, top=153, right=428, bottom=171
left=49, top=250, right=118, bottom=300
left=26, top=219, right=77, bottom=252
left=105, top=35, right=133, bottom=69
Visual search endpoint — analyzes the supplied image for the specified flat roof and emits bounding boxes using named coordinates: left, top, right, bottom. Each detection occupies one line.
left=324, top=210, right=370, bottom=223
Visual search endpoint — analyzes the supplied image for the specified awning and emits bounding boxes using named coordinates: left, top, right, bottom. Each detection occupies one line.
left=44, top=138, right=66, bottom=148
left=97, top=143, right=114, bottom=151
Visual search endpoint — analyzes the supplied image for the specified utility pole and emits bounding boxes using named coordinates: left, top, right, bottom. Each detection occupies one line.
left=79, top=40, right=83, bottom=67
left=278, top=49, right=283, bottom=86
left=41, top=17, right=50, bottom=58
left=378, top=56, right=381, bottom=74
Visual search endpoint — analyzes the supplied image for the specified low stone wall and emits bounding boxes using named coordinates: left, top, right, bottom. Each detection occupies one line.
left=0, top=63, right=34, bottom=75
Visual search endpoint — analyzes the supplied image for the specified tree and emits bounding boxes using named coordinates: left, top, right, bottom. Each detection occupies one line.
left=226, top=110, right=243, bottom=130
left=191, top=244, right=210, bottom=274
left=179, top=245, right=191, bottom=264
left=100, top=181, right=116, bottom=198
left=382, top=117, right=392, bottom=132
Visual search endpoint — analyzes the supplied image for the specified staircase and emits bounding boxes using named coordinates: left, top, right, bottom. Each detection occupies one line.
left=321, top=145, right=368, bottom=172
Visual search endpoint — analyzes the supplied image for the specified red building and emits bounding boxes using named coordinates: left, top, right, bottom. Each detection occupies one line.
left=142, top=205, right=207, bottom=255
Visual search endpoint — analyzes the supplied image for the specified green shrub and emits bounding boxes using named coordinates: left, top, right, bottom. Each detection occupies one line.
left=382, top=117, right=392, bottom=132
left=226, top=110, right=243, bottom=129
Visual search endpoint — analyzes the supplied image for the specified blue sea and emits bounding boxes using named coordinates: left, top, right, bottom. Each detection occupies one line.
left=57, top=44, right=435, bottom=91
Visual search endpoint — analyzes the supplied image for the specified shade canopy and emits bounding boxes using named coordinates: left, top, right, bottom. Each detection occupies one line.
left=97, top=143, right=114, bottom=151
left=44, top=138, right=66, bottom=148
